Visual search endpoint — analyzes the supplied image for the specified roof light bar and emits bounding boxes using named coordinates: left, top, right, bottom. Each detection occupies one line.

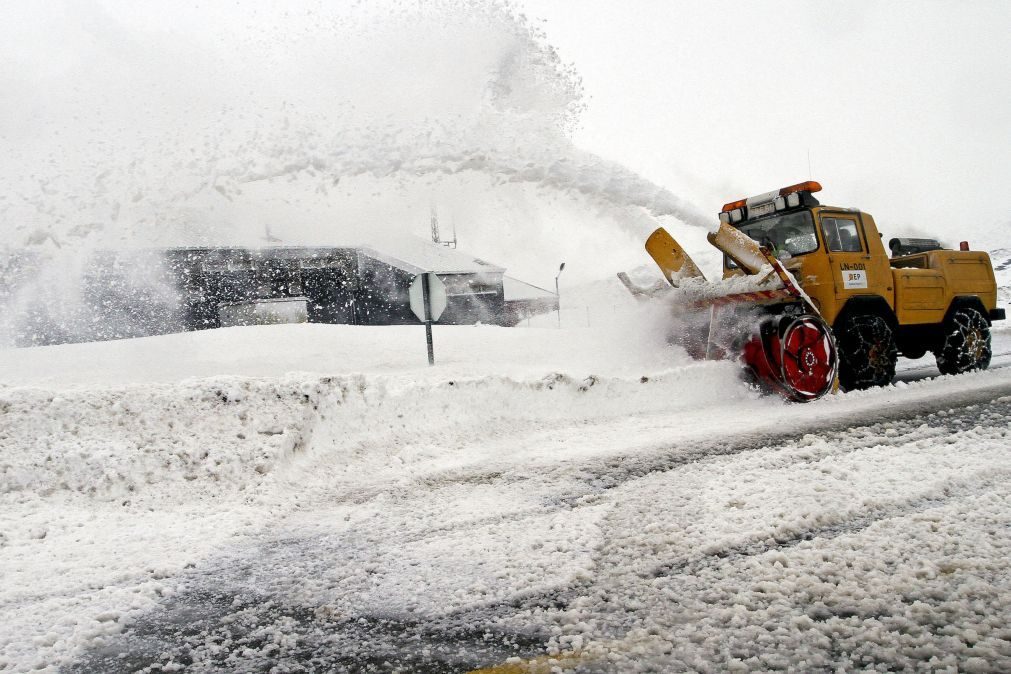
left=779, top=180, right=822, bottom=197
left=721, top=198, right=747, bottom=214
left=720, top=180, right=823, bottom=217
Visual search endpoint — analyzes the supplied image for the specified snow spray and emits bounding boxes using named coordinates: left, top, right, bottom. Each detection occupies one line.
left=0, top=0, right=711, bottom=346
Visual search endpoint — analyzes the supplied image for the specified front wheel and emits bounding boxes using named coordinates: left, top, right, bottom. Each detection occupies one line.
left=835, top=314, right=898, bottom=391
left=935, top=306, right=991, bottom=375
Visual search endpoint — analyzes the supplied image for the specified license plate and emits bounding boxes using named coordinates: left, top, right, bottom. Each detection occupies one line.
left=749, top=202, right=775, bottom=218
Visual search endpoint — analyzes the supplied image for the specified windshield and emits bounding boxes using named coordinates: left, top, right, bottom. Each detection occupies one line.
left=723, top=211, right=816, bottom=268
left=737, top=210, right=818, bottom=257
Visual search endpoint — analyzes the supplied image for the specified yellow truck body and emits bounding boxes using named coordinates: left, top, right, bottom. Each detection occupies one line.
left=766, top=207, right=1001, bottom=329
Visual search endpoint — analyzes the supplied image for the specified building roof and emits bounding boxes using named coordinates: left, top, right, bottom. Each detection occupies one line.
left=503, top=275, right=557, bottom=301
left=153, top=236, right=507, bottom=276
left=360, top=236, right=505, bottom=275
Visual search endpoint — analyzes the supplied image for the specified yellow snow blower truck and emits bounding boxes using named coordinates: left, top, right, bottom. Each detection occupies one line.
left=628, top=181, right=1005, bottom=401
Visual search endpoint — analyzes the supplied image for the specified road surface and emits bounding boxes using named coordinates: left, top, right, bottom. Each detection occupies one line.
left=65, top=352, right=1011, bottom=672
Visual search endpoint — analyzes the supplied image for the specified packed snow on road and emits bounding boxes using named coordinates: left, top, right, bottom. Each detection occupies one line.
left=2, top=318, right=1010, bottom=672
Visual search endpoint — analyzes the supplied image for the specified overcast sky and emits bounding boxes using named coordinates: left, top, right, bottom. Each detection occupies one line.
left=520, top=0, right=1011, bottom=244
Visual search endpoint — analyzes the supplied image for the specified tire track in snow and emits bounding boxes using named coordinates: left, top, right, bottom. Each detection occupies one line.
left=538, top=381, right=1011, bottom=509
left=895, top=350, right=1011, bottom=381
left=250, top=384, right=1011, bottom=553
left=417, top=393, right=1011, bottom=670
left=319, top=389, right=1011, bottom=667
left=650, top=469, right=1011, bottom=581
left=520, top=396, right=1011, bottom=672
left=448, top=394, right=1011, bottom=610
left=299, top=376, right=1011, bottom=528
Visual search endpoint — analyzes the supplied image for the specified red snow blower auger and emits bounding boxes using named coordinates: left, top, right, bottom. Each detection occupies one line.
left=619, top=221, right=838, bottom=402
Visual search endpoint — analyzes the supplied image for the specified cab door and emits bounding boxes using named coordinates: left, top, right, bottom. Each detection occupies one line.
left=818, top=212, right=893, bottom=310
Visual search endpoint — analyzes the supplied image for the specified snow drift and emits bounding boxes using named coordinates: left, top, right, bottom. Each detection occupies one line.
left=0, top=365, right=750, bottom=504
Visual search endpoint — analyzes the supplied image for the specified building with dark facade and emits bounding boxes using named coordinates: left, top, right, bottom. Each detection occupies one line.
left=1, top=239, right=557, bottom=346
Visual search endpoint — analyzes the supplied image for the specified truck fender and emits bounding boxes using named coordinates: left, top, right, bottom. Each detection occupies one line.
left=831, top=295, right=897, bottom=332
left=945, top=296, right=990, bottom=325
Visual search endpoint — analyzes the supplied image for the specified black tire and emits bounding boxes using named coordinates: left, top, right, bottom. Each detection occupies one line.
left=835, top=314, right=898, bottom=391
left=935, top=306, right=991, bottom=375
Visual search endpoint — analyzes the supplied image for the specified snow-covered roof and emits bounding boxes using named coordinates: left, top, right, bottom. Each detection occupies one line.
left=503, top=275, right=556, bottom=301
left=361, top=236, right=505, bottom=275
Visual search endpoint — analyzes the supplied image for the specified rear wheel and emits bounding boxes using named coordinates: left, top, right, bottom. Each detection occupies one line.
left=935, top=306, right=991, bottom=375
left=835, top=314, right=897, bottom=391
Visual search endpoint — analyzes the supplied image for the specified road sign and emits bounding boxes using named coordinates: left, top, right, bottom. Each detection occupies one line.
left=409, top=273, right=447, bottom=322
left=409, top=273, right=447, bottom=366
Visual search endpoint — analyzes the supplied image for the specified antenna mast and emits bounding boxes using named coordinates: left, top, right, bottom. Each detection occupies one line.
left=429, top=203, right=457, bottom=248
left=430, top=203, right=440, bottom=244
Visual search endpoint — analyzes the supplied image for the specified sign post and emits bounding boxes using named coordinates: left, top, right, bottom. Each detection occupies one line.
left=408, top=272, right=447, bottom=365
left=421, top=273, right=435, bottom=365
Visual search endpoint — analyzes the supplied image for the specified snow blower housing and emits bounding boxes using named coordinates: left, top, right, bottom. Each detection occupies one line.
left=631, top=181, right=1004, bottom=401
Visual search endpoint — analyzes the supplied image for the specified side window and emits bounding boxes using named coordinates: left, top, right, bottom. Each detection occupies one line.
left=821, top=217, right=863, bottom=252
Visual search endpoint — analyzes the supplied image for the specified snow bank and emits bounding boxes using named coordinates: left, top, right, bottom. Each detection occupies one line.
left=0, top=321, right=748, bottom=501
left=0, top=377, right=321, bottom=500
left=0, top=322, right=691, bottom=388
left=0, top=364, right=748, bottom=505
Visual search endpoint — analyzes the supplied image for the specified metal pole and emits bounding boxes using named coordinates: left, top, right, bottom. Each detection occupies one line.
left=422, top=272, right=435, bottom=366
left=555, top=276, right=560, bottom=328
left=555, top=262, right=565, bottom=329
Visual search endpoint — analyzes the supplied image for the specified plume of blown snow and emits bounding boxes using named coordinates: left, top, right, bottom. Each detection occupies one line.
left=0, top=0, right=712, bottom=345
